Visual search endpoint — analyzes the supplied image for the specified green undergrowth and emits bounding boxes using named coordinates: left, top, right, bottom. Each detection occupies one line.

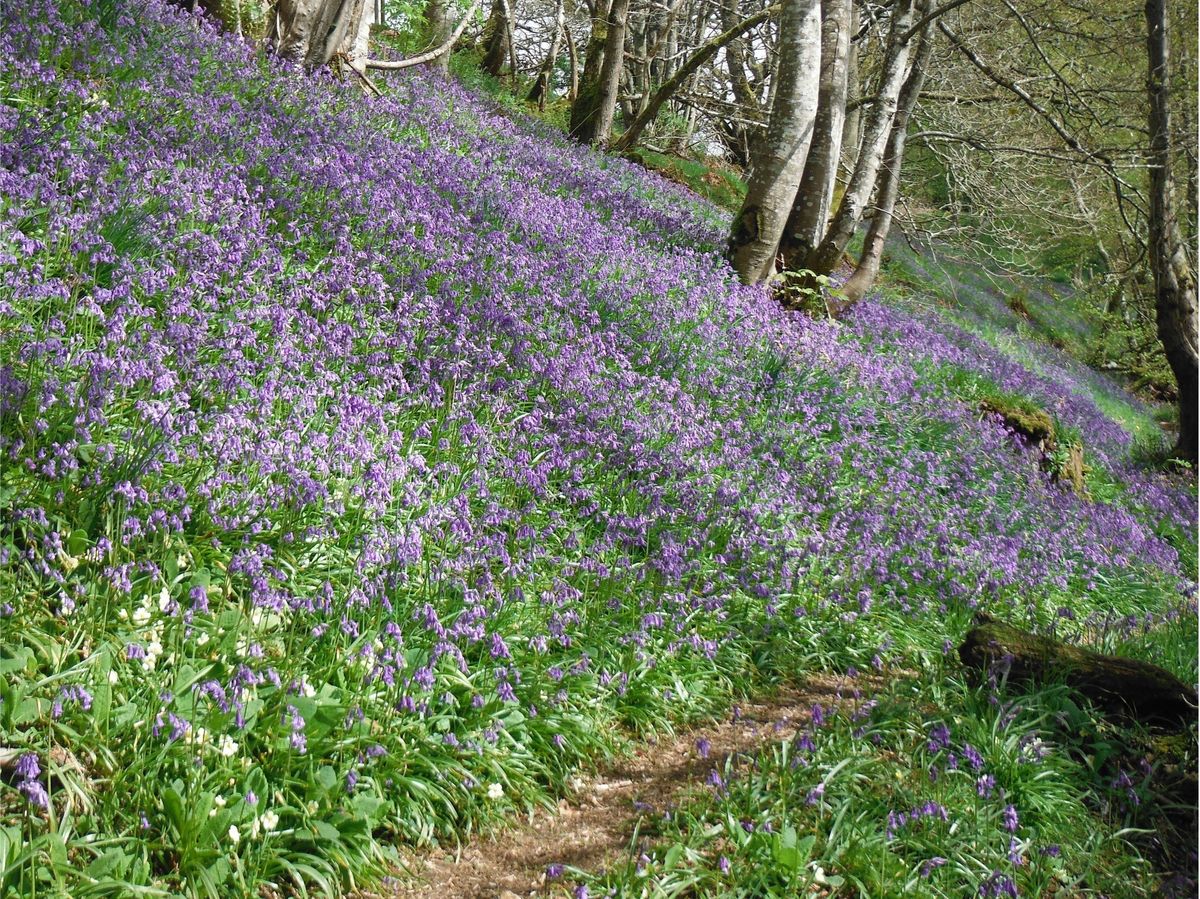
left=561, top=518, right=1197, bottom=897
left=623, top=149, right=747, bottom=212
left=448, top=52, right=748, bottom=212
left=571, top=628, right=1198, bottom=898
left=0, top=13, right=1193, bottom=899
left=877, top=241, right=1096, bottom=364
left=871, top=241, right=1179, bottom=460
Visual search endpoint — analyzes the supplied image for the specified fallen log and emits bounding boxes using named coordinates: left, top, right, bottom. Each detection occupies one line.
left=959, top=614, right=1197, bottom=729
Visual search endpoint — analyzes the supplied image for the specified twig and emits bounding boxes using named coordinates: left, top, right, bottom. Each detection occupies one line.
left=338, top=53, right=384, bottom=96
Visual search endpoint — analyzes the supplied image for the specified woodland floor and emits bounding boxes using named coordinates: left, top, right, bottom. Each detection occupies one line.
left=368, top=675, right=880, bottom=899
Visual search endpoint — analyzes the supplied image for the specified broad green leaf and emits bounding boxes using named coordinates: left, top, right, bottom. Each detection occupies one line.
left=67, top=528, right=89, bottom=556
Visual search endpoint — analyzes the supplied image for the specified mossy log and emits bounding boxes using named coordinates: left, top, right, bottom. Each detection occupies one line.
left=979, top=397, right=1056, bottom=448
left=959, top=615, right=1197, bottom=729
left=978, top=398, right=1088, bottom=495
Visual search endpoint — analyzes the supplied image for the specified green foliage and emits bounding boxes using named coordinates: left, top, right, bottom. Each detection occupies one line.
left=1037, top=234, right=1109, bottom=285
left=0, top=5, right=1192, bottom=898
left=1089, top=308, right=1179, bottom=403
left=624, top=148, right=747, bottom=212
left=449, top=49, right=524, bottom=111
left=574, top=665, right=1180, bottom=898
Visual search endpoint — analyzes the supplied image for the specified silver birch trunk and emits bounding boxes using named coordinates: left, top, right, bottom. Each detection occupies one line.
left=803, top=0, right=916, bottom=277
left=841, top=19, right=932, bottom=301
left=778, top=0, right=851, bottom=270
left=726, top=0, right=822, bottom=285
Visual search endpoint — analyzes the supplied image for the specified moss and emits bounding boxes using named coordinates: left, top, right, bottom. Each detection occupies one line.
left=624, top=148, right=747, bottom=211
left=979, top=395, right=1057, bottom=446
left=1007, top=289, right=1032, bottom=319
left=959, top=615, right=1197, bottom=729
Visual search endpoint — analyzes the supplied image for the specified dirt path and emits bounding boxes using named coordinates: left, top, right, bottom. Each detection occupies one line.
left=368, top=674, right=871, bottom=899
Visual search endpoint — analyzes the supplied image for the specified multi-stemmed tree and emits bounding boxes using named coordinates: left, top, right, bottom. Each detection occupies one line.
left=198, top=0, right=1196, bottom=458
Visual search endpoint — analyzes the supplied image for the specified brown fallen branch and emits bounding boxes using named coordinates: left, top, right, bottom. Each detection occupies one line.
left=336, top=52, right=384, bottom=96
left=364, top=0, right=483, bottom=71
left=959, top=614, right=1197, bottom=729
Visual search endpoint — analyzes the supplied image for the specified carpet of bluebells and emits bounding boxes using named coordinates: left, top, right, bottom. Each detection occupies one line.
left=0, top=1, right=1195, bottom=895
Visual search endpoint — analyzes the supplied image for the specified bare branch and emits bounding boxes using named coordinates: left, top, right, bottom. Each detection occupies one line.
left=365, top=0, right=483, bottom=70
left=898, top=0, right=975, bottom=42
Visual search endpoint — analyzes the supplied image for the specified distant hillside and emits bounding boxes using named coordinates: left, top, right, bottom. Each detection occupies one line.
left=0, top=2, right=1194, bottom=896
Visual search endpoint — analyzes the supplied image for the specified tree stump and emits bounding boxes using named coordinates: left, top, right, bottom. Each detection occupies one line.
left=959, top=614, right=1197, bottom=729
left=979, top=397, right=1056, bottom=449
left=978, top=398, right=1089, bottom=496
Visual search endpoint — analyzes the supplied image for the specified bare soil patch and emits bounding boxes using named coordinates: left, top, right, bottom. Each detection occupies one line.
left=368, top=674, right=878, bottom=899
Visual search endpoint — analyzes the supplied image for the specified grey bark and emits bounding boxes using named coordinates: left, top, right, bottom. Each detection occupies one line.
left=724, top=0, right=758, bottom=109
left=778, top=0, right=852, bottom=271
left=565, top=24, right=580, bottom=100
left=804, top=0, right=916, bottom=277
left=625, top=4, right=652, bottom=122
left=633, top=0, right=685, bottom=119
left=528, top=0, right=566, bottom=106
left=720, top=0, right=761, bottom=166
left=1146, top=0, right=1198, bottom=463
left=424, top=0, right=454, bottom=73
left=570, top=0, right=631, bottom=145
left=839, top=1, right=861, bottom=177
left=726, top=0, right=822, bottom=284
left=569, top=0, right=612, bottom=137
left=349, top=0, right=372, bottom=71
left=270, top=0, right=368, bottom=70
left=480, top=0, right=514, bottom=75
left=841, top=17, right=932, bottom=301
left=613, top=4, right=780, bottom=154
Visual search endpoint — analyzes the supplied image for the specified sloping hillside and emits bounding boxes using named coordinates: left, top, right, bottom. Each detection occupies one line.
left=0, top=2, right=1194, bottom=896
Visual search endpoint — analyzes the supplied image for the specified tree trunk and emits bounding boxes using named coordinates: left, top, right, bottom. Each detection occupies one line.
left=1146, top=0, right=1199, bottom=465
left=959, top=615, right=1196, bottom=729
left=570, top=0, right=612, bottom=137
left=479, top=0, right=513, bottom=76
left=270, top=0, right=368, bottom=70
left=528, top=0, right=565, bottom=107
left=570, top=0, right=631, bottom=145
left=581, top=0, right=611, bottom=84
left=839, top=0, right=861, bottom=178
left=669, top=103, right=697, bottom=154
left=347, top=0, right=372, bottom=71
left=720, top=0, right=760, bottom=167
left=565, top=25, right=580, bottom=101
left=424, top=0, right=454, bottom=73
left=803, top=0, right=916, bottom=278
left=778, top=0, right=852, bottom=271
left=626, top=5, right=651, bottom=122
left=841, top=18, right=932, bottom=302
left=726, top=0, right=822, bottom=285
left=613, top=4, right=779, bottom=154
